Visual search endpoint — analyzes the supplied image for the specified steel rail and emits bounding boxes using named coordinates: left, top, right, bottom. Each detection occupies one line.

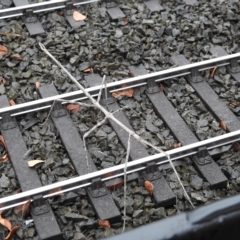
left=0, top=0, right=99, bottom=19
left=0, top=130, right=239, bottom=211
left=0, top=52, right=239, bottom=118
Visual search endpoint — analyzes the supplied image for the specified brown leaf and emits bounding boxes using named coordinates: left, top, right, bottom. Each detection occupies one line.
left=209, top=66, right=218, bottom=78
left=48, top=187, right=64, bottom=199
left=0, top=154, right=9, bottom=162
left=232, top=142, right=240, bottom=152
left=35, top=82, right=41, bottom=89
left=0, top=213, right=12, bottom=231
left=220, top=120, right=227, bottom=131
left=229, top=101, right=240, bottom=108
left=73, top=11, right=86, bottom=21
left=5, top=226, right=20, bottom=240
left=0, top=135, right=7, bottom=151
left=9, top=100, right=15, bottom=106
left=66, top=104, right=80, bottom=113
left=1, top=78, right=6, bottom=85
left=159, top=84, right=164, bottom=92
left=14, top=200, right=31, bottom=219
left=123, top=17, right=129, bottom=25
left=106, top=177, right=124, bottom=190
left=174, top=143, right=182, bottom=149
left=98, top=219, right=111, bottom=229
left=28, top=160, right=45, bottom=167
left=144, top=180, right=154, bottom=196
left=0, top=45, right=8, bottom=56
left=83, top=67, right=93, bottom=73
left=10, top=54, right=23, bottom=61
left=112, top=84, right=135, bottom=98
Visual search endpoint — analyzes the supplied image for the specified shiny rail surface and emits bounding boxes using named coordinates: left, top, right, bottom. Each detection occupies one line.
left=0, top=52, right=239, bottom=118
left=0, top=0, right=99, bottom=19
left=0, top=130, right=239, bottom=211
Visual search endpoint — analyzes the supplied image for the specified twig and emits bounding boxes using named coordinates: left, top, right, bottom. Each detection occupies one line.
left=40, top=98, right=94, bottom=125
left=39, top=43, right=195, bottom=217
left=97, top=75, right=106, bottom=103
left=122, top=133, right=131, bottom=233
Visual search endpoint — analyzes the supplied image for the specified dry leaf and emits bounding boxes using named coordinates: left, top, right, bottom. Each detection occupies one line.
left=0, top=45, right=8, bottom=56
left=209, top=66, right=218, bottom=78
left=28, top=160, right=45, bottom=167
left=1, top=78, right=6, bottom=85
left=232, top=142, right=240, bottom=152
left=123, top=17, right=129, bottom=25
left=159, top=84, right=164, bottom=92
left=112, top=84, right=135, bottom=98
left=5, top=226, right=20, bottom=240
left=219, top=120, right=227, bottom=131
left=98, top=219, right=111, bottom=229
left=0, top=213, right=12, bottom=231
left=83, top=67, right=93, bottom=73
left=73, top=11, right=86, bottom=21
left=174, top=143, right=182, bottom=149
left=0, top=32, right=21, bottom=37
left=10, top=54, right=23, bottom=61
left=35, top=82, right=41, bottom=89
left=14, top=200, right=31, bottom=219
left=229, top=101, right=240, bottom=108
left=128, top=71, right=134, bottom=77
left=48, top=187, right=64, bottom=199
left=144, top=180, right=154, bottom=196
left=0, top=154, right=9, bottom=162
left=9, top=100, right=15, bottom=106
left=66, top=104, right=80, bottom=113
left=107, top=181, right=123, bottom=190
left=0, top=211, right=20, bottom=240
left=0, top=135, right=7, bottom=151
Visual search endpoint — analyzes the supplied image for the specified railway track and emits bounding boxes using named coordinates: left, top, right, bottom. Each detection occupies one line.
left=1, top=0, right=240, bottom=239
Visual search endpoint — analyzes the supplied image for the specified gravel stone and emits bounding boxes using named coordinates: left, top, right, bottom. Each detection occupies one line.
left=0, top=174, right=10, bottom=188
left=190, top=175, right=203, bottom=190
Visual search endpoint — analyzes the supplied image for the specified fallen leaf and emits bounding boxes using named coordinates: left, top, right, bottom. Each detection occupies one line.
left=0, top=213, right=12, bottom=231
left=229, top=101, right=240, bottom=108
left=112, top=84, right=135, bottom=98
left=159, top=84, right=164, bottom=92
left=0, top=135, right=7, bottom=151
left=128, top=71, right=134, bottom=77
left=83, top=67, right=93, bottom=73
left=14, top=200, right=31, bottom=219
left=209, top=66, right=218, bottom=78
left=16, top=188, right=22, bottom=193
left=48, top=187, right=64, bottom=199
left=0, top=45, right=8, bottom=56
left=0, top=211, right=20, bottom=240
left=35, top=82, right=41, bottom=89
left=1, top=78, right=6, bottom=85
left=98, top=219, right=111, bottom=229
left=144, top=180, right=154, bottom=196
left=107, top=181, right=123, bottom=190
left=73, top=11, right=86, bottom=21
left=0, top=154, right=9, bottom=162
left=66, top=104, right=80, bottom=113
left=0, top=32, right=21, bottom=37
left=219, top=120, right=227, bottom=131
left=9, top=100, right=15, bottom=106
left=28, top=160, right=45, bottom=167
left=5, top=226, right=20, bottom=240
left=232, top=142, right=240, bottom=152
left=10, top=54, right=23, bottom=61
left=123, top=17, right=129, bottom=25
left=174, top=143, right=182, bottom=148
